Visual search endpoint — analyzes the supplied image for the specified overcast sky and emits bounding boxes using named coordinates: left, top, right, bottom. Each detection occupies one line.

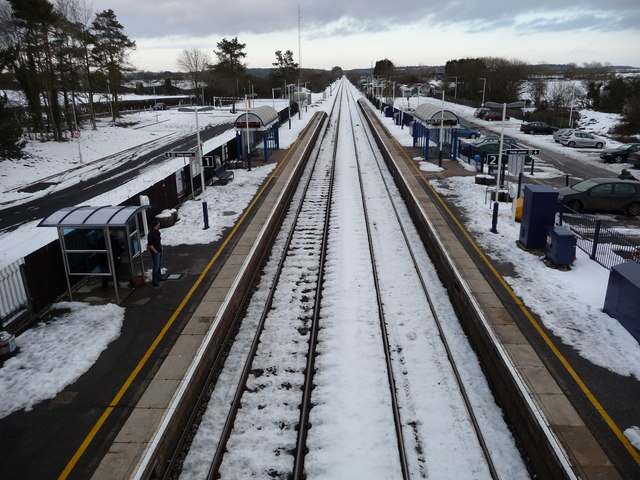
left=88, top=0, right=640, bottom=72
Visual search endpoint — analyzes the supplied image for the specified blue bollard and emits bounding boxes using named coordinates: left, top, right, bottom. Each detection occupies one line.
left=490, top=201, right=499, bottom=233
left=202, top=201, right=209, bottom=230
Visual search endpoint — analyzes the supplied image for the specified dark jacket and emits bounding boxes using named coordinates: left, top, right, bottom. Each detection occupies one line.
left=147, top=227, right=162, bottom=253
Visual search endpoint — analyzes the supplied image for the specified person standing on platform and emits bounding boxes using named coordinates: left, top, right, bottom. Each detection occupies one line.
left=147, top=219, right=163, bottom=286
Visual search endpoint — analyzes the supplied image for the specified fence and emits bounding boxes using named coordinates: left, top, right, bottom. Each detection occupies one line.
left=0, top=259, right=29, bottom=327
left=558, top=206, right=640, bottom=270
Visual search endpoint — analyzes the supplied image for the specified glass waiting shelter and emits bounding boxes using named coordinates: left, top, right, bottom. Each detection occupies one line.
left=38, top=205, right=150, bottom=304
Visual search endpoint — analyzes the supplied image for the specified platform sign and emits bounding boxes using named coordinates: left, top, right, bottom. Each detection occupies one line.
left=202, top=156, right=216, bottom=167
left=486, top=154, right=499, bottom=165
left=505, top=149, right=540, bottom=156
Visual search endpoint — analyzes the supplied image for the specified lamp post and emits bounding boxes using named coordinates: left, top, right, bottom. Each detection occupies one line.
left=484, top=100, right=525, bottom=233
left=568, top=82, right=576, bottom=128
left=452, top=76, right=457, bottom=102
left=479, top=78, right=487, bottom=106
left=245, top=94, right=251, bottom=172
left=193, top=105, right=209, bottom=229
left=272, top=87, right=281, bottom=109
left=433, top=89, right=446, bottom=167
left=152, top=83, right=158, bottom=122
left=71, top=92, right=83, bottom=163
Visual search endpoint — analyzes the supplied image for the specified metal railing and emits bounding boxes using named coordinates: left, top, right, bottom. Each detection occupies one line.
left=0, top=259, right=30, bottom=327
left=558, top=206, right=640, bottom=270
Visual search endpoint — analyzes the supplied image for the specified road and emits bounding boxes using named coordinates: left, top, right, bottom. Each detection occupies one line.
left=0, top=122, right=234, bottom=234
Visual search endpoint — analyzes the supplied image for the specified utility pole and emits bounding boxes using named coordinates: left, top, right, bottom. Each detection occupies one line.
left=194, top=106, right=209, bottom=229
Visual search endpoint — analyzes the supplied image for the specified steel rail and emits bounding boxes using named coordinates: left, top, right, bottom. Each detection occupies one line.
left=291, top=78, right=344, bottom=480
left=205, top=86, right=341, bottom=480
left=353, top=95, right=501, bottom=479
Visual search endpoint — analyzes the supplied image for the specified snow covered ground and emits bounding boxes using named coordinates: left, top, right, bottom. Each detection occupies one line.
left=1, top=86, right=639, bottom=457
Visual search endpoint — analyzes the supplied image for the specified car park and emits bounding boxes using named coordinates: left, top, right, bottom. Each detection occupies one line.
left=558, top=178, right=640, bottom=216
left=483, top=111, right=510, bottom=121
left=457, top=124, right=481, bottom=139
left=599, top=143, right=640, bottom=163
left=520, top=121, right=558, bottom=134
left=559, top=131, right=606, bottom=148
left=473, top=107, right=491, bottom=118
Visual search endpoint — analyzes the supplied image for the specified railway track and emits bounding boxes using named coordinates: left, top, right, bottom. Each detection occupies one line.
left=174, top=79, right=527, bottom=479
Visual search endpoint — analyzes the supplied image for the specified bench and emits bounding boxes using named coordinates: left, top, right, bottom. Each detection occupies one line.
left=213, top=164, right=234, bottom=183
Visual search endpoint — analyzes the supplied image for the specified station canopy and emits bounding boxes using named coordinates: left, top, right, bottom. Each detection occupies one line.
left=235, top=105, right=279, bottom=131
left=39, top=205, right=150, bottom=228
left=413, top=104, right=459, bottom=127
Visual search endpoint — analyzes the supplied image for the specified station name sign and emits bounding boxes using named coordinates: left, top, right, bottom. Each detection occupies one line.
left=165, top=151, right=197, bottom=158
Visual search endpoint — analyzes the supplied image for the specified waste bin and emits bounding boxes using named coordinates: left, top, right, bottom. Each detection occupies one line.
left=545, top=226, right=576, bottom=266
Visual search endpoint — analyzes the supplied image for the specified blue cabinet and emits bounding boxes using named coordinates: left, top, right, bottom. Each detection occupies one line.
left=519, top=185, right=558, bottom=249
left=545, top=226, right=576, bottom=266
left=604, top=261, right=640, bottom=343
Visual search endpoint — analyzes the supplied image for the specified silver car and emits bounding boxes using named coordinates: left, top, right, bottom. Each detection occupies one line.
left=560, top=131, right=606, bottom=148
left=553, top=128, right=577, bottom=143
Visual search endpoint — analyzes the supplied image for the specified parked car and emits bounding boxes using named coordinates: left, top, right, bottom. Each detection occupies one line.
left=457, top=124, right=481, bottom=139
left=483, top=111, right=510, bottom=121
left=559, top=131, right=606, bottom=148
left=630, top=151, right=640, bottom=168
left=558, top=178, right=640, bottom=216
left=553, top=128, right=577, bottom=143
left=152, top=102, right=167, bottom=110
left=459, top=136, right=519, bottom=156
left=520, top=121, right=558, bottom=134
left=474, top=107, right=491, bottom=118
left=599, top=143, right=640, bottom=163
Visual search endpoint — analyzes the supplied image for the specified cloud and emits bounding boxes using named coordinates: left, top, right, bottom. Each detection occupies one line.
left=90, top=0, right=640, bottom=40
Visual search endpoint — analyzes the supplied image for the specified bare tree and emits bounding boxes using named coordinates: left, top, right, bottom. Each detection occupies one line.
left=177, top=48, right=211, bottom=91
left=547, top=82, right=576, bottom=110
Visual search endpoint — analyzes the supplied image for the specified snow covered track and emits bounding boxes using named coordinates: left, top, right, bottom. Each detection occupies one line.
left=180, top=79, right=526, bottom=479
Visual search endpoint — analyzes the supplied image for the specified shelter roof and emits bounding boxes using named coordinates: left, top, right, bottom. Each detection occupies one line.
left=38, top=205, right=150, bottom=228
left=413, top=104, right=459, bottom=125
left=235, top=105, right=278, bottom=129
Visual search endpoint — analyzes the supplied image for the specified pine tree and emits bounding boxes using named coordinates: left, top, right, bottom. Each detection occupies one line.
left=90, top=9, right=136, bottom=121
left=273, top=50, right=298, bottom=88
left=213, top=37, right=247, bottom=113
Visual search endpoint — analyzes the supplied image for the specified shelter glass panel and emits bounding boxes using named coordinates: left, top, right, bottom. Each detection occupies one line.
left=62, top=227, right=106, bottom=251
left=67, top=252, right=109, bottom=275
